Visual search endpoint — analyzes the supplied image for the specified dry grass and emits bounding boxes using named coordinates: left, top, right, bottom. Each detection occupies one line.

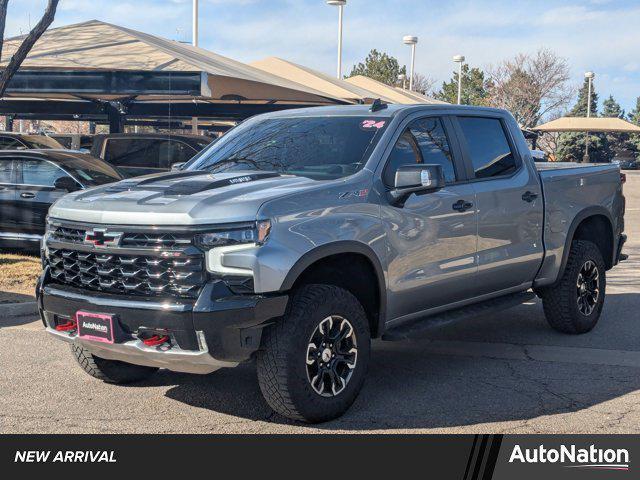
left=0, top=252, right=41, bottom=303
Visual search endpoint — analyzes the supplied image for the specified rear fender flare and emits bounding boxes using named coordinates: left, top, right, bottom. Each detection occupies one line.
left=554, top=206, right=614, bottom=284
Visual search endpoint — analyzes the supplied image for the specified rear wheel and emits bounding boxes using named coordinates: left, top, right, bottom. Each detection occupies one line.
left=256, top=284, right=370, bottom=423
left=541, top=240, right=606, bottom=334
left=71, top=344, right=158, bottom=384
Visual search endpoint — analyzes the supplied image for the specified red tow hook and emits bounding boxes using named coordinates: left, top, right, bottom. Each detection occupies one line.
left=55, top=319, right=77, bottom=332
left=142, top=334, right=170, bottom=347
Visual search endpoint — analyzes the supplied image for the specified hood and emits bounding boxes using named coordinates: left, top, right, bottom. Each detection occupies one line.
left=49, top=170, right=319, bottom=225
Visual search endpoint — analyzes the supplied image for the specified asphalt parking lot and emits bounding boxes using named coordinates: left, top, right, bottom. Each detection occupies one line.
left=1, top=172, right=639, bottom=434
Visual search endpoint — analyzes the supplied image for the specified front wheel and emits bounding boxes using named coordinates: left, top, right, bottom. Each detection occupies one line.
left=256, top=284, right=371, bottom=423
left=540, top=240, right=606, bottom=334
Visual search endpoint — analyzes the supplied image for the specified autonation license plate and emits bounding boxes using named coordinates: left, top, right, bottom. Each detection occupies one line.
left=76, top=311, right=114, bottom=344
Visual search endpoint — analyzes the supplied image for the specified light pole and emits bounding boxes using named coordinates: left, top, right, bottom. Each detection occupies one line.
left=403, top=35, right=418, bottom=91
left=584, top=71, right=595, bottom=162
left=192, top=0, right=198, bottom=47
left=397, top=73, right=406, bottom=90
left=327, top=1, right=346, bottom=79
left=453, top=55, right=465, bottom=105
left=191, top=0, right=199, bottom=134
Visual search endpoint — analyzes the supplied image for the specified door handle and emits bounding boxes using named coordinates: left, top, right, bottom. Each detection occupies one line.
left=20, top=192, right=35, bottom=199
left=522, top=191, right=538, bottom=203
left=452, top=199, right=474, bottom=212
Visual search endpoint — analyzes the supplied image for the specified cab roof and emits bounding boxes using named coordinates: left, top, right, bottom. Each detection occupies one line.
left=259, top=103, right=510, bottom=119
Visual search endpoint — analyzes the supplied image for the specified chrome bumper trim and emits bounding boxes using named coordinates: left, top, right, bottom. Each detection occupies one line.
left=43, top=285, right=193, bottom=312
left=47, top=327, right=238, bottom=374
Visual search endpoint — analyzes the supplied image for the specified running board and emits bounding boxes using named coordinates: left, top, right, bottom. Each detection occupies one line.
left=381, top=291, right=536, bottom=341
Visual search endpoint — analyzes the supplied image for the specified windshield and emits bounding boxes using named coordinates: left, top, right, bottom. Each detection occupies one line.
left=186, top=116, right=389, bottom=180
left=58, top=154, right=122, bottom=186
left=22, top=135, right=64, bottom=149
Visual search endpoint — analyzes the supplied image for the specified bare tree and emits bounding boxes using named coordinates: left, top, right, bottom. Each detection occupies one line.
left=535, top=110, right=567, bottom=161
left=537, top=131, right=562, bottom=161
left=488, top=48, right=573, bottom=128
left=395, top=72, right=436, bottom=95
left=410, top=73, right=436, bottom=96
left=0, top=0, right=59, bottom=98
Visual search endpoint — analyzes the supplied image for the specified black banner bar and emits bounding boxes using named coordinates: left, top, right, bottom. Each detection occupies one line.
left=1, top=434, right=637, bottom=478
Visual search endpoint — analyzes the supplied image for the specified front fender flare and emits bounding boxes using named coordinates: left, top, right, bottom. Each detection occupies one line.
left=280, top=241, right=387, bottom=337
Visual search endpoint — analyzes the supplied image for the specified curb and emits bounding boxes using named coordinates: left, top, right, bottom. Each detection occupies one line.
left=0, top=302, right=38, bottom=318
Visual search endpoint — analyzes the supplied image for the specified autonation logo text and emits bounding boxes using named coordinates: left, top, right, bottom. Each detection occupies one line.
left=509, top=444, right=630, bottom=471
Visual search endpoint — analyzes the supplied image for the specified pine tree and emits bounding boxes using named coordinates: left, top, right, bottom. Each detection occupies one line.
left=569, top=78, right=598, bottom=117
left=434, top=64, right=491, bottom=106
left=602, top=95, right=633, bottom=158
left=628, top=96, right=640, bottom=153
left=630, top=97, right=640, bottom=125
left=347, top=49, right=406, bottom=86
left=557, top=79, right=612, bottom=162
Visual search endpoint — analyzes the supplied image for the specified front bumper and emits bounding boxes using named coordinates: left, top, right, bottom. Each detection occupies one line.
left=46, top=326, right=231, bottom=374
left=37, top=268, right=288, bottom=374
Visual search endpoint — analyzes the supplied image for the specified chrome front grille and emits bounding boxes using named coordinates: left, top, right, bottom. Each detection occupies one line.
left=120, top=233, right=192, bottom=249
left=50, top=226, right=85, bottom=243
left=47, top=248, right=206, bottom=298
left=49, top=225, right=193, bottom=249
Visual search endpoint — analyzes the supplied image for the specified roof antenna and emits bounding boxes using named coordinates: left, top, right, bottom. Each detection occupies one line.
left=369, top=98, right=388, bottom=112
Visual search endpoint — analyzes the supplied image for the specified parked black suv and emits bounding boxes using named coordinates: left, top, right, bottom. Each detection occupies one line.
left=0, top=132, right=65, bottom=150
left=90, top=133, right=212, bottom=177
left=0, top=150, right=122, bottom=247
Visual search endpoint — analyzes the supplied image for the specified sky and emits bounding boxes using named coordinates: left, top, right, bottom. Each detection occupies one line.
left=5, top=0, right=640, bottom=114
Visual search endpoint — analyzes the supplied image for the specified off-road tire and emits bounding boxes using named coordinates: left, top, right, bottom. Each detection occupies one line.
left=256, top=284, right=371, bottom=423
left=541, top=240, right=606, bottom=334
left=71, top=344, right=158, bottom=383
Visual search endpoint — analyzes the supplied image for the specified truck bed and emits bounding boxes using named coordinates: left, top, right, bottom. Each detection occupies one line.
left=535, top=161, right=618, bottom=172
left=533, top=161, right=624, bottom=286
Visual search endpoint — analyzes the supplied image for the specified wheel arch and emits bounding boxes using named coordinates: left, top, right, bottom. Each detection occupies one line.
left=280, top=241, right=387, bottom=338
left=556, top=207, right=615, bottom=283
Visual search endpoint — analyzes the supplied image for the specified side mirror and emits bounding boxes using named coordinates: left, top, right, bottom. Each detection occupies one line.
left=53, top=176, right=80, bottom=192
left=389, top=164, right=445, bottom=206
left=171, top=162, right=186, bottom=171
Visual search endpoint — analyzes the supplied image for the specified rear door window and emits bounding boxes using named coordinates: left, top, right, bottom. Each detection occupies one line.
left=0, top=159, right=14, bottom=183
left=103, top=138, right=161, bottom=169
left=457, top=117, right=518, bottom=179
left=155, top=140, right=198, bottom=169
left=20, top=160, right=68, bottom=187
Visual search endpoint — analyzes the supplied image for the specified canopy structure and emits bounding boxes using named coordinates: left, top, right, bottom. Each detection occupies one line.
left=250, top=57, right=395, bottom=104
left=533, top=117, right=640, bottom=133
left=0, top=20, right=346, bottom=131
left=345, top=75, right=446, bottom=105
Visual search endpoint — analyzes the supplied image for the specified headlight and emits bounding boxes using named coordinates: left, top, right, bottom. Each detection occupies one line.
left=194, top=220, right=271, bottom=249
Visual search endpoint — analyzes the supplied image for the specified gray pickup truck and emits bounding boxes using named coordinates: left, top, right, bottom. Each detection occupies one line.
left=37, top=104, right=626, bottom=423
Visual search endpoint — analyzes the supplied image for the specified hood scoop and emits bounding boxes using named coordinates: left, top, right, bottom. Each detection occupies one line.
left=162, top=172, right=281, bottom=196
left=103, top=181, right=139, bottom=193
left=103, top=171, right=281, bottom=196
left=104, top=170, right=209, bottom=193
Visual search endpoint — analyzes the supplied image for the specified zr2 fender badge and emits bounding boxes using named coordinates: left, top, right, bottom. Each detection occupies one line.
left=339, top=189, right=369, bottom=199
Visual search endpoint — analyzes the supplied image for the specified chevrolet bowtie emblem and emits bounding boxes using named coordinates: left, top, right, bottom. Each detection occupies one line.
left=84, top=229, right=123, bottom=247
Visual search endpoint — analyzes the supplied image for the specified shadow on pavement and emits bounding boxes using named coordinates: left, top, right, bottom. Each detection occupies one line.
left=154, top=292, right=640, bottom=430
left=0, top=315, right=40, bottom=329
left=0, top=291, right=34, bottom=304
